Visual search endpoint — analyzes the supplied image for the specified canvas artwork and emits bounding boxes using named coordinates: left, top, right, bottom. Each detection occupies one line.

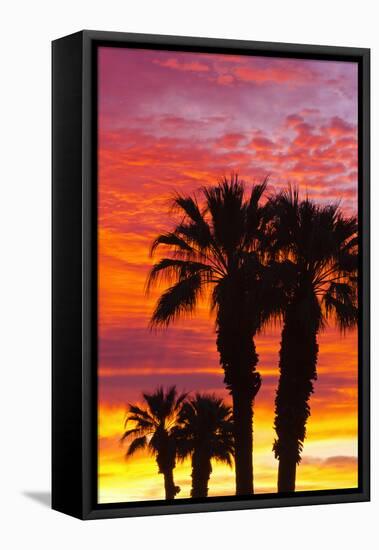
left=97, top=46, right=359, bottom=505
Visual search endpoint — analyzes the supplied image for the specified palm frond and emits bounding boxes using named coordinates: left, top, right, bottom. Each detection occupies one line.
left=126, top=404, right=155, bottom=424
left=146, top=258, right=213, bottom=294
left=174, top=391, right=189, bottom=412
left=125, top=436, right=147, bottom=457
left=172, top=194, right=204, bottom=224
left=175, top=221, right=213, bottom=251
left=202, top=175, right=246, bottom=254
left=150, top=273, right=203, bottom=327
left=121, top=427, right=150, bottom=442
left=241, top=177, right=270, bottom=253
left=323, top=282, right=358, bottom=331
left=150, top=232, right=194, bottom=257
left=248, top=176, right=269, bottom=210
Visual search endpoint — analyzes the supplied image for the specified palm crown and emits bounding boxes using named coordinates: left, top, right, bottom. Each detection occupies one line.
left=147, top=176, right=272, bottom=327
left=268, top=187, right=358, bottom=332
left=175, top=393, right=234, bottom=498
left=176, top=394, right=234, bottom=465
left=121, top=386, right=187, bottom=499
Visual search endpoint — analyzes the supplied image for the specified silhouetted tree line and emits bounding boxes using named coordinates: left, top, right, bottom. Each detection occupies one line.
left=121, top=175, right=358, bottom=498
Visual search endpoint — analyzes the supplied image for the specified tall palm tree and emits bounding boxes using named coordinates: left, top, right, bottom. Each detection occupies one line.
left=269, top=188, right=358, bottom=492
left=121, top=386, right=187, bottom=499
left=147, top=175, right=282, bottom=495
left=175, top=394, right=234, bottom=498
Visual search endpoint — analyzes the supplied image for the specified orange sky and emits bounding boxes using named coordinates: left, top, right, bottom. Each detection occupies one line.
left=97, top=47, right=358, bottom=504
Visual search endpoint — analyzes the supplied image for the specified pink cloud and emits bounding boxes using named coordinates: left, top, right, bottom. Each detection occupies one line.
left=286, top=113, right=304, bottom=127
left=231, top=60, right=316, bottom=85
left=250, top=136, right=276, bottom=150
left=216, top=133, right=246, bottom=149
left=154, top=57, right=210, bottom=73
left=300, top=108, right=321, bottom=116
left=322, top=116, right=356, bottom=137
left=217, top=74, right=234, bottom=85
left=99, top=110, right=358, bottom=230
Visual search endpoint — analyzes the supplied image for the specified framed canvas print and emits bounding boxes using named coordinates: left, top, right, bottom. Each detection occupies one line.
left=52, top=30, right=370, bottom=519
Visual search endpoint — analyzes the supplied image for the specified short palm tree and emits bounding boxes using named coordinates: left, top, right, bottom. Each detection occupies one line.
left=175, top=394, right=234, bottom=498
left=269, top=188, right=358, bottom=492
left=121, top=386, right=187, bottom=499
left=147, top=175, right=282, bottom=495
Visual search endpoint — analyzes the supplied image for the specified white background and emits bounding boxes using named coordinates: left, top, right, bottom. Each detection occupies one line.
left=1, top=1, right=377, bottom=548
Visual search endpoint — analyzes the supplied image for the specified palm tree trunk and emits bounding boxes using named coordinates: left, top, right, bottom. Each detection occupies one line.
left=217, top=312, right=261, bottom=496
left=277, top=450, right=297, bottom=492
left=232, top=385, right=254, bottom=495
left=274, top=301, right=319, bottom=493
left=157, top=441, right=180, bottom=500
left=162, top=467, right=179, bottom=499
left=190, top=451, right=212, bottom=498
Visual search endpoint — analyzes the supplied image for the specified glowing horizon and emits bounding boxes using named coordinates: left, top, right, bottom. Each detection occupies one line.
left=97, top=47, right=358, bottom=503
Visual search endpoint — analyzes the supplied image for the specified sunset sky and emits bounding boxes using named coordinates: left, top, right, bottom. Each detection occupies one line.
left=97, top=46, right=358, bottom=504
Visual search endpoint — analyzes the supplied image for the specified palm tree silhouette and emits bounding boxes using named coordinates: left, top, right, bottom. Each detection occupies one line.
left=147, top=175, right=282, bottom=495
left=121, top=386, right=187, bottom=499
left=269, top=188, right=358, bottom=492
left=175, top=393, right=234, bottom=498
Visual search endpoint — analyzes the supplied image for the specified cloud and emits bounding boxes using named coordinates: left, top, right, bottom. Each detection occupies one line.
left=250, top=136, right=276, bottom=150
left=301, top=455, right=357, bottom=468
left=286, top=113, right=304, bottom=127
left=217, top=74, right=234, bottom=86
left=231, top=59, right=318, bottom=85
left=154, top=57, right=210, bottom=73
left=216, top=132, right=247, bottom=149
left=300, top=108, right=321, bottom=116
left=322, top=116, right=356, bottom=137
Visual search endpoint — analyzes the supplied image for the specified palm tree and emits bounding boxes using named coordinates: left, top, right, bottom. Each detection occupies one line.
left=269, top=188, right=358, bottom=492
left=121, top=386, right=187, bottom=499
left=147, top=175, right=282, bottom=495
left=175, top=394, right=234, bottom=498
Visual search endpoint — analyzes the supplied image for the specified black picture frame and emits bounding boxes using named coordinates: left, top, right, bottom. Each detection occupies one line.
left=52, top=30, right=370, bottom=520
